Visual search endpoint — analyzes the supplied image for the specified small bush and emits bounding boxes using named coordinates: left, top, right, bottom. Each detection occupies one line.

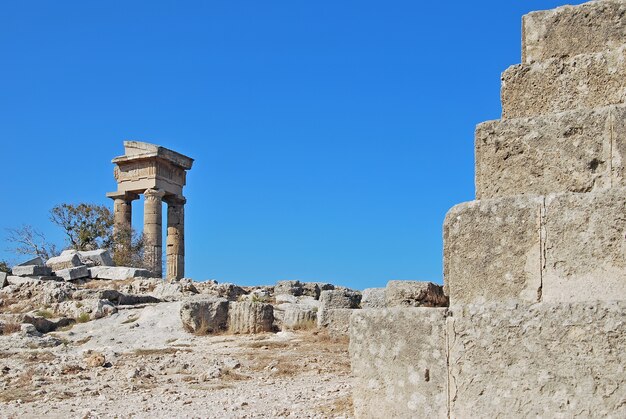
left=35, top=309, right=55, bottom=319
left=0, top=322, right=21, bottom=335
left=76, top=313, right=90, bottom=323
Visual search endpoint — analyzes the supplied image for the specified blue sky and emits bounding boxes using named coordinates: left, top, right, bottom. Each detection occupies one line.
left=0, top=1, right=586, bottom=289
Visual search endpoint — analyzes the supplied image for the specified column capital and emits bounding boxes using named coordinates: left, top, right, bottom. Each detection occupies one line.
left=164, top=194, right=187, bottom=205
left=144, top=188, right=166, bottom=200
left=106, top=191, right=140, bottom=202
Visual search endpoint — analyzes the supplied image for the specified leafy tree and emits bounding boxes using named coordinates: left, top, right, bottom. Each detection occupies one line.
left=6, top=203, right=145, bottom=268
left=49, top=203, right=114, bottom=251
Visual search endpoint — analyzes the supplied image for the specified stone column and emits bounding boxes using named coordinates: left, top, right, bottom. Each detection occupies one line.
left=108, top=192, right=138, bottom=247
left=165, top=195, right=186, bottom=281
left=143, top=188, right=166, bottom=277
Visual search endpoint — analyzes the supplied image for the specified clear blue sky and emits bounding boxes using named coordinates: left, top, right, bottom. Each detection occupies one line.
left=0, top=1, right=586, bottom=289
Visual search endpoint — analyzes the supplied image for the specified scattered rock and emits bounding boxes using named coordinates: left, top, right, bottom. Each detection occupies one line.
left=46, top=253, right=82, bottom=272
left=55, top=266, right=90, bottom=282
left=385, top=281, right=448, bottom=308
left=283, top=305, right=317, bottom=330
left=180, top=296, right=229, bottom=334
left=361, top=288, right=386, bottom=309
left=228, top=301, right=274, bottom=334
left=84, top=352, right=106, bottom=368
left=88, top=267, right=151, bottom=280
left=274, top=280, right=303, bottom=297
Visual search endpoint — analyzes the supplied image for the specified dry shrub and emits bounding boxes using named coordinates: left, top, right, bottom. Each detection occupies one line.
left=0, top=321, right=21, bottom=335
left=291, top=319, right=317, bottom=331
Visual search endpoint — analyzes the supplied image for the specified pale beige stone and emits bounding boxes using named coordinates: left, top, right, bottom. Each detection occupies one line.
left=476, top=105, right=622, bottom=199
left=165, top=195, right=185, bottom=280
left=180, top=296, right=229, bottom=334
left=502, top=46, right=626, bottom=119
left=385, top=280, right=447, bottom=308
left=443, top=196, right=543, bottom=305
left=317, top=289, right=361, bottom=327
left=46, top=253, right=82, bottom=272
left=107, top=141, right=192, bottom=279
left=543, top=187, right=626, bottom=302
left=523, top=0, right=626, bottom=63
left=360, top=288, right=386, bottom=309
left=282, top=305, right=317, bottom=329
left=317, top=308, right=354, bottom=337
left=448, top=301, right=626, bottom=418
left=350, top=308, right=448, bottom=419
left=227, top=301, right=274, bottom=334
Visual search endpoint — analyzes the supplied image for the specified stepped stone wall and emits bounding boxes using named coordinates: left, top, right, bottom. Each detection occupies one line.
left=350, top=1, right=626, bottom=417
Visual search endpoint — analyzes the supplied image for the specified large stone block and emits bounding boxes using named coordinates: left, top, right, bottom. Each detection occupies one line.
left=448, top=301, right=626, bottom=418
left=1, top=272, right=8, bottom=288
left=227, top=301, right=274, bottom=334
left=318, top=289, right=362, bottom=327
left=523, top=0, right=626, bottom=64
left=385, top=281, right=448, bottom=308
left=543, top=187, right=626, bottom=302
left=55, top=266, right=89, bottom=281
left=476, top=105, right=624, bottom=199
left=46, top=253, right=83, bottom=271
left=282, top=305, right=317, bottom=329
left=88, top=266, right=151, bottom=280
left=443, top=195, right=543, bottom=305
left=11, top=265, right=52, bottom=277
left=350, top=308, right=449, bottom=419
left=76, top=249, right=114, bottom=267
left=180, top=296, right=229, bottom=334
left=360, top=287, right=386, bottom=309
left=317, top=308, right=354, bottom=337
left=502, top=46, right=626, bottom=119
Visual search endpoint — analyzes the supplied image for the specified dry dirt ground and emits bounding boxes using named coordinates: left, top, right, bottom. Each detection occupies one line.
left=0, top=302, right=354, bottom=418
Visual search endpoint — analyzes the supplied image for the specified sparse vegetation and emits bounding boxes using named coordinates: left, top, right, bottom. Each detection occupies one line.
left=35, top=309, right=55, bottom=319
left=76, top=313, right=90, bottom=323
left=0, top=321, right=21, bottom=335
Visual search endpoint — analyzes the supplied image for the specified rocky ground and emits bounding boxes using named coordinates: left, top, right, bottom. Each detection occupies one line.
left=0, top=277, right=354, bottom=419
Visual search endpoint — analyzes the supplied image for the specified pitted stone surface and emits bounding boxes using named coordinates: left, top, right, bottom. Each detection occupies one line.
left=502, top=46, right=626, bottom=119
left=385, top=281, right=447, bottom=308
left=317, top=308, right=354, bottom=337
left=448, top=301, right=626, bottom=418
left=180, top=296, right=229, bottom=334
left=476, top=105, right=622, bottom=199
left=360, top=288, right=386, bottom=309
left=523, top=0, right=626, bottom=63
left=350, top=308, right=448, bottom=419
left=543, top=187, right=626, bottom=302
left=443, top=195, right=543, bottom=304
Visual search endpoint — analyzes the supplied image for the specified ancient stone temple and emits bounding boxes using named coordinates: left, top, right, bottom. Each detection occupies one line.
left=106, top=141, right=194, bottom=280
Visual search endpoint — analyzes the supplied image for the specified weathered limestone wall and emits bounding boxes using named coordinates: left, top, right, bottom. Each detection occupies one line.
left=448, top=302, right=626, bottom=418
left=350, top=302, right=626, bottom=418
left=444, top=187, right=626, bottom=305
left=475, top=105, right=624, bottom=199
left=350, top=1, right=626, bottom=417
left=522, top=0, right=626, bottom=63
left=350, top=308, right=448, bottom=419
